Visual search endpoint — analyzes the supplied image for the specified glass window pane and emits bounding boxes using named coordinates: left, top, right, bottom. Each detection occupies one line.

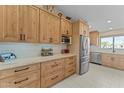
left=100, top=37, right=113, bottom=48
left=115, top=36, right=124, bottom=49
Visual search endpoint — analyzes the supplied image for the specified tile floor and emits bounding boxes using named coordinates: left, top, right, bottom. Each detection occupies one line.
left=52, top=63, right=124, bottom=88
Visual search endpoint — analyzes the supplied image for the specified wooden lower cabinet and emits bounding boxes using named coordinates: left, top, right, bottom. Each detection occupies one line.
left=41, top=56, right=76, bottom=88
left=0, top=56, right=76, bottom=88
left=41, top=59, right=65, bottom=87
left=0, top=63, right=40, bottom=88
left=64, top=57, right=76, bottom=78
left=101, top=53, right=124, bottom=70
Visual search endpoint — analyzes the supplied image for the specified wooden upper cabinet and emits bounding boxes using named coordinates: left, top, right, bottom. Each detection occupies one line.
left=50, top=15, right=60, bottom=44
left=0, top=6, right=4, bottom=40
left=89, top=31, right=99, bottom=46
left=4, top=5, right=19, bottom=41
left=40, top=10, right=50, bottom=43
left=61, top=18, right=72, bottom=36
left=83, top=24, right=89, bottom=36
left=19, top=6, right=39, bottom=43
left=79, top=21, right=89, bottom=36
left=40, top=9, right=60, bottom=44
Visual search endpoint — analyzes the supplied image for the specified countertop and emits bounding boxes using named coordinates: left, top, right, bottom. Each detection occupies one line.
left=90, top=51, right=124, bottom=55
left=0, top=53, right=76, bottom=71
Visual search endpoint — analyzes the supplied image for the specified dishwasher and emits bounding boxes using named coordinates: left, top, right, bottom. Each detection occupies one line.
left=90, top=52, right=101, bottom=65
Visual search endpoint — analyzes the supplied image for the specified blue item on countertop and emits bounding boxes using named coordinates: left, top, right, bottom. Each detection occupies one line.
left=0, top=52, right=16, bottom=62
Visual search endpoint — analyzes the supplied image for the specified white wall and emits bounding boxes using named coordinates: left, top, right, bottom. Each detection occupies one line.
left=0, top=42, right=66, bottom=58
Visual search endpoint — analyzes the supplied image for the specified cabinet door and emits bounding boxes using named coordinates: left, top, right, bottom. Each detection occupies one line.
left=39, top=10, right=50, bottom=43
left=61, top=18, right=72, bottom=36
left=66, top=21, right=72, bottom=36
left=61, top=19, right=66, bottom=35
left=4, top=5, right=19, bottom=41
left=89, top=31, right=99, bottom=46
left=19, top=6, right=39, bottom=43
left=51, top=15, right=60, bottom=44
left=0, top=6, right=4, bottom=40
left=83, top=24, right=89, bottom=36
left=79, top=22, right=84, bottom=35
left=101, top=54, right=112, bottom=67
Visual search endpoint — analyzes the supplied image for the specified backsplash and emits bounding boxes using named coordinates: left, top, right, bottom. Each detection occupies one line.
left=0, top=43, right=66, bottom=58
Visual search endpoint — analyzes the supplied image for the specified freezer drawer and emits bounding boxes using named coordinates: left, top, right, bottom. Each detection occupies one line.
left=79, top=62, right=89, bottom=75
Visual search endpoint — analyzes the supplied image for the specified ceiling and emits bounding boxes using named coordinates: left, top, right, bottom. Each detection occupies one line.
left=55, top=5, right=124, bottom=32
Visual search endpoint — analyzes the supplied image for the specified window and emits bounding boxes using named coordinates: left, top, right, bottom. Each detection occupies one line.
left=100, top=36, right=124, bottom=49
left=115, top=36, right=124, bottom=49
left=100, top=37, right=113, bottom=48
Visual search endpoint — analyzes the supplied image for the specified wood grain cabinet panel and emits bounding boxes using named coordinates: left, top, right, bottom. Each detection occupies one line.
left=61, top=18, right=72, bottom=36
left=64, top=57, right=76, bottom=78
left=40, top=9, right=60, bottom=44
left=51, top=15, right=60, bottom=44
left=21, top=80, right=40, bottom=88
left=0, top=70, right=40, bottom=88
left=0, top=6, right=4, bottom=40
left=39, top=10, right=50, bottom=43
left=41, top=59, right=65, bottom=87
left=79, top=22, right=89, bottom=36
left=0, top=63, right=40, bottom=79
left=4, top=5, right=19, bottom=41
left=89, top=31, right=99, bottom=46
left=0, top=63, right=40, bottom=88
left=19, top=6, right=39, bottom=43
left=101, top=53, right=124, bottom=70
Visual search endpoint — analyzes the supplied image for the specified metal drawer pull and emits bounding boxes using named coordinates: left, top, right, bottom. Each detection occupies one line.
left=20, top=34, right=22, bottom=40
left=51, top=75, right=58, bottom=80
left=14, top=67, right=29, bottom=72
left=14, top=78, right=28, bottom=84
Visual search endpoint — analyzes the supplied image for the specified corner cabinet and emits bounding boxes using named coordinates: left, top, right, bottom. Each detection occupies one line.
left=89, top=31, right=99, bottom=46
left=19, top=6, right=39, bottom=43
left=39, top=9, right=60, bottom=44
left=4, top=5, right=19, bottom=41
left=61, top=18, right=72, bottom=36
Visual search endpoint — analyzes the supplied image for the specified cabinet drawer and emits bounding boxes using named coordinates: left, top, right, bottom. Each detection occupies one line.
left=44, top=72, right=64, bottom=87
left=65, top=66, right=76, bottom=78
left=0, top=63, right=40, bottom=79
left=21, top=80, right=40, bottom=88
left=41, top=59, right=64, bottom=77
left=0, top=70, right=40, bottom=88
left=65, top=57, right=75, bottom=63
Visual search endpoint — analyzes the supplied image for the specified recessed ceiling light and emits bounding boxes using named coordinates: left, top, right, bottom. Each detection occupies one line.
left=107, top=20, right=112, bottom=23
left=109, top=27, right=113, bottom=30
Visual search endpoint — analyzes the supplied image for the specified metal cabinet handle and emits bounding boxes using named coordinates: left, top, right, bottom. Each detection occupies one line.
left=51, top=75, right=58, bottom=80
left=14, top=78, right=28, bottom=84
left=20, top=34, right=22, bottom=40
left=66, top=30, right=69, bottom=34
left=51, top=64, right=58, bottom=68
left=49, top=38, right=53, bottom=42
left=14, top=67, right=29, bottom=72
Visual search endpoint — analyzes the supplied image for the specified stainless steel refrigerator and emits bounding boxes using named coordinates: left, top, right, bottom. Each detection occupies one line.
left=79, top=35, right=89, bottom=75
